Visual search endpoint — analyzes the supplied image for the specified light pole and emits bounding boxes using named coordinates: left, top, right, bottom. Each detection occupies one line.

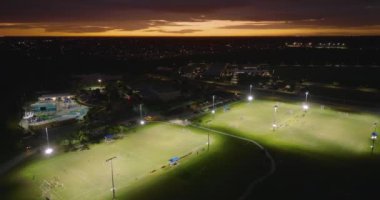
left=272, top=105, right=278, bottom=131
left=374, top=122, right=378, bottom=132
left=302, top=91, right=310, bottom=112
left=371, top=132, right=378, bottom=155
left=106, top=156, right=117, bottom=199
left=44, top=127, right=53, bottom=155
left=98, top=79, right=102, bottom=89
left=247, top=84, right=253, bottom=102
left=139, top=104, right=145, bottom=125
left=207, top=132, right=210, bottom=152
left=211, top=95, right=215, bottom=114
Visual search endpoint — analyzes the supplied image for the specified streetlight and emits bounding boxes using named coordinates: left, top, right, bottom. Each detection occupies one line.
left=44, top=127, right=53, bottom=155
left=371, top=132, right=378, bottom=155
left=247, top=84, right=254, bottom=102
left=211, top=95, right=215, bottom=114
left=273, top=105, right=278, bottom=131
left=139, top=104, right=145, bottom=125
left=106, top=156, right=117, bottom=200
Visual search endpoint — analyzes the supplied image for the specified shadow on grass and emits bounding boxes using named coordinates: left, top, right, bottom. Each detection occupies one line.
left=116, top=135, right=269, bottom=200
left=197, top=123, right=380, bottom=200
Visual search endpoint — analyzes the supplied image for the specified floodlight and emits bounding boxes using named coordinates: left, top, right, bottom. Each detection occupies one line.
left=247, top=95, right=254, bottom=101
left=45, top=147, right=53, bottom=155
left=140, top=120, right=145, bottom=125
left=303, top=104, right=309, bottom=111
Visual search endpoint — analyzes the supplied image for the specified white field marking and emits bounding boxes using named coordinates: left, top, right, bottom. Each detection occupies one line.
left=190, top=124, right=276, bottom=200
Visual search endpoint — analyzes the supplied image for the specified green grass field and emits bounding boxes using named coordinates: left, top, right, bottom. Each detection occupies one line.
left=2, top=123, right=217, bottom=200
left=3, top=99, right=380, bottom=200
left=200, top=99, right=380, bottom=157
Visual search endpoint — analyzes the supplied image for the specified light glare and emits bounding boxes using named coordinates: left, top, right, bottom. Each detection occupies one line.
left=45, top=148, right=53, bottom=155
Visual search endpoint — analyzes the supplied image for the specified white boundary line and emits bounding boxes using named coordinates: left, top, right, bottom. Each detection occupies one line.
left=190, top=124, right=276, bottom=200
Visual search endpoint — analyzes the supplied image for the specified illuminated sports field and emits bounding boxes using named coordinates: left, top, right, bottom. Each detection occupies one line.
left=200, top=99, right=380, bottom=156
left=2, top=123, right=216, bottom=200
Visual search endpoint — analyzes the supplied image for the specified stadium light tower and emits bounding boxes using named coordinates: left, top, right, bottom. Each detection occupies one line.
left=247, top=84, right=254, bottom=102
left=207, top=132, right=210, bottom=152
left=98, top=79, right=102, bottom=88
left=211, top=95, right=216, bottom=114
left=371, top=132, right=378, bottom=155
left=139, top=104, right=145, bottom=125
left=44, top=127, right=53, bottom=155
left=302, top=91, right=310, bottom=112
left=106, top=156, right=117, bottom=200
left=272, top=105, right=278, bottom=131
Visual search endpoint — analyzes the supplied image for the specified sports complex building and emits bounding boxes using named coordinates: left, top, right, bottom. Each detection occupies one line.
left=20, top=93, right=88, bottom=129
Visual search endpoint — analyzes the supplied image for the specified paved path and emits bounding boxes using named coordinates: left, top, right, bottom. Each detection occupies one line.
left=190, top=124, right=276, bottom=200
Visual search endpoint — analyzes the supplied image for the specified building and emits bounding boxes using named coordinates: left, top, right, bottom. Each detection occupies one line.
left=38, top=93, right=74, bottom=101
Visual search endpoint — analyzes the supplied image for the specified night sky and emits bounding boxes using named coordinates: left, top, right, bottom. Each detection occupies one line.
left=0, top=0, right=379, bottom=36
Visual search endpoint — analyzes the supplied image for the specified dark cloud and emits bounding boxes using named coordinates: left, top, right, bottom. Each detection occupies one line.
left=0, top=22, right=152, bottom=33
left=0, top=0, right=379, bottom=33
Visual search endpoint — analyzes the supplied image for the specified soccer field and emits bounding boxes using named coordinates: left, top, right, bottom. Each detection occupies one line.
left=2, top=123, right=214, bottom=200
left=200, top=99, right=380, bottom=156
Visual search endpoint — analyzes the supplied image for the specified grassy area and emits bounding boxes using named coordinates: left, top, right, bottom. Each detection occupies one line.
left=197, top=99, right=380, bottom=199
left=1, top=123, right=217, bottom=200
left=118, top=133, right=268, bottom=200
left=3, top=99, right=380, bottom=200
left=200, top=99, right=380, bottom=157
